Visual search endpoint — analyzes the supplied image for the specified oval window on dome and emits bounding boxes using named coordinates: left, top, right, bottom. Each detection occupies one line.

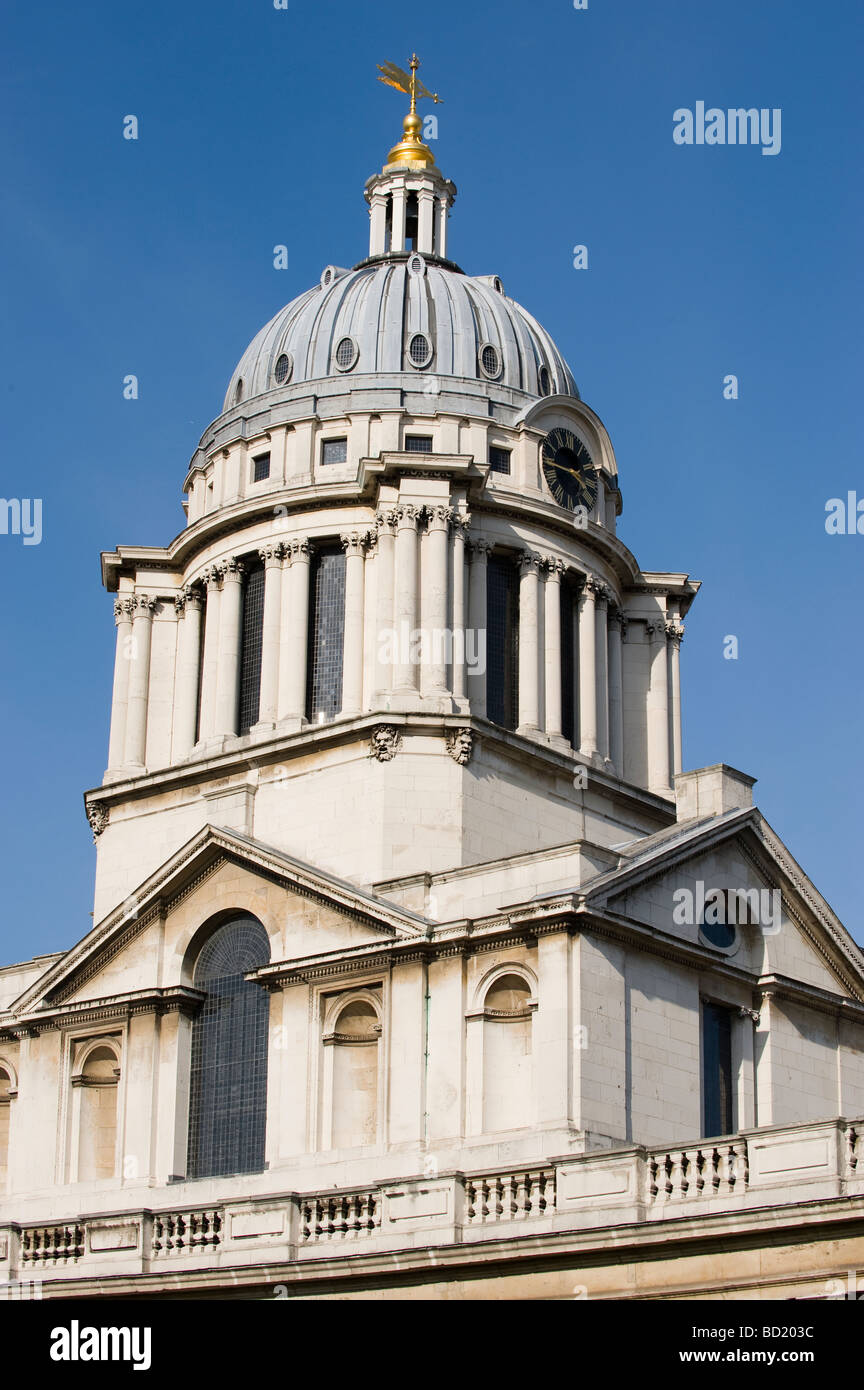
left=334, top=337, right=358, bottom=372
left=479, top=343, right=501, bottom=380
left=407, top=332, right=432, bottom=369
left=273, top=353, right=293, bottom=386
left=234, top=377, right=244, bottom=404
left=407, top=253, right=426, bottom=277
left=538, top=365, right=552, bottom=396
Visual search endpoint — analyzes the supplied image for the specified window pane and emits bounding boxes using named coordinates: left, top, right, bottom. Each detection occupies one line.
left=489, top=446, right=511, bottom=475
left=187, top=918, right=270, bottom=1180
left=238, top=561, right=265, bottom=735
left=486, top=554, right=520, bottom=730
left=322, top=438, right=348, bottom=465
left=252, top=452, right=270, bottom=482
left=702, top=1002, right=734, bottom=1137
left=306, top=545, right=346, bottom=721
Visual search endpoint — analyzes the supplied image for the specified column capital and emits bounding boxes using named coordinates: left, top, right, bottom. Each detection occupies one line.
left=647, top=618, right=667, bottom=642
left=665, top=620, right=685, bottom=646
left=114, top=597, right=135, bottom=624
left=542, top=556, right=566, bottom=578
left=258, top=543, right=285, bottom=567
left=426, top=505, right=453, bottom=533
left=452, top=512, right=470, bottom=540
left=518, top=550, right=542, bottom=575
left=202, top=564, right=222, bottom=591
left=468, top=538, right=492, bottom=562
left=340, top=530, right=368, bottom=557
left=396, top=502, right=422, bottom=529
left=375, top=508, right=398, bottom=535
left=133, top=594, right=157, bottom=616
left=220, top=557, right=246, bottom=583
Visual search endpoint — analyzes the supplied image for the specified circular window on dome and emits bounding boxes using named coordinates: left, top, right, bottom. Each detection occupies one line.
left=334, top=337, right=359, bottom=372
left=407, top=332, right=432, bottom=369
left=479, top=343, right=501, bottom=380
left=538, top=365, right=552, bottom=396
left=273, top=353, right=293, bottom=386
left=407, top=253, right=426, bottom=277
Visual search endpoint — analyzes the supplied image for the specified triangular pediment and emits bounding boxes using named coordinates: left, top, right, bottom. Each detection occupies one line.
left=578, top=809, right=864, bottom=1000
left=7, top=826, right=429, bottom=1019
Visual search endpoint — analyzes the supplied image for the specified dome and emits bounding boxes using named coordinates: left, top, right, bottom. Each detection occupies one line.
left=223, top=258, right=579, bottom=412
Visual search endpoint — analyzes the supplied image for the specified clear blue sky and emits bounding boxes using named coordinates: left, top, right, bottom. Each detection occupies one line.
left=0, top=0, right=861, bottom=959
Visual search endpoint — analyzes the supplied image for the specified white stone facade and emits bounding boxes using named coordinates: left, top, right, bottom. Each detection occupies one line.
left=1, top=125, right=863, bottom=1300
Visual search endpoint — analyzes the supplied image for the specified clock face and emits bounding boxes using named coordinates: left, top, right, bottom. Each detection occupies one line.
left=541, top=427, right=598, bottom=511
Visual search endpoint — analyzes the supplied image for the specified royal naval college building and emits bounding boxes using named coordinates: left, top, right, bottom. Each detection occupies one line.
left=1, top=101, right=863, bottom=1302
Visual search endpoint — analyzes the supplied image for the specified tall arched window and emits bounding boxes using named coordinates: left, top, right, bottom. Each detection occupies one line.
left=187, top=917, right=270, bottom=1180
left=306, top=544, right=346, bottom=722
left=75, top=1044, right=120, bottom=1181
left=486, top=553, right=520, bottom=729
left=326, top=997, right=381, bottom=1149
left=0, top=1066, right=13, bottom=1190
left=238, top=558, right=265, bottom=734
left=482, top=973, right=534, bottom=1132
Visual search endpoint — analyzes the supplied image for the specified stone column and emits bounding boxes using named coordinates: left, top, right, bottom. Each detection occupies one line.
left=374, top=510, right=397, bottom=698
left=124, top=594, right=155, bottom=768
left=667, top=617, right=685, bottom=776
left=424, top=506, right=451, bottom=696
left=543, top=559, right=564, bottom=738
left=369, top=193, right=387, bottom=256
left=391, top=185, right=406, bottom=254
left=647, top=618, right=671, bottom=792
left=278, top=540, right=310, bottom=723
left=517, top=551, right=541, bottom=732
left=197, top=568, right=221, bottom=741
left=438, top=195, right=449, bottom=258
left=394, top=504, right=421, bottom=692
left=594, top=584, right=610, bottom=763
left=451, top=514, right=469, bottom=702
left=608, top=609, right=625, bottom=776
left=173, top=585, right=203, bottom=759
left=107, top=597, right=134, bottom=772
left=340, top=532, right=366, bottom=716
left=577, top=578, right=598, bottom=758
left=214, top=558, right=244, bottom=737
left=417, top=188, right=434, bottom=254
left=255, top=546, right=284, bottom=728
left=467, top=539, right=490, bottom=718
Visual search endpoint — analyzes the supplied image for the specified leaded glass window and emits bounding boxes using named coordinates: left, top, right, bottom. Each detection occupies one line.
left=488, top=446, right=511, bottom=475
left=238, top=560, right=265, bottom=735
left=187, top=918, right=270, bottom=1180
left=486, top=553, right=519, bottom=730
left=252, top=452, right=270, bottom=482
left=306, top=545, right=346, bottom=721
left=405, top=435, right=433, bottom=453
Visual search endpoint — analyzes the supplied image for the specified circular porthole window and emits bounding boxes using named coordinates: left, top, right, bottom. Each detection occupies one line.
left=538, top=365, right=552, bottom=396
left=273, top=353, right=293, bottom=385
left=407, top=253, right=426, bottom=277
left=407, top=332, right=433, bottom=369
left=479, top=342, right=501, bottom=380
left=334, top=336, right=359, bottom=372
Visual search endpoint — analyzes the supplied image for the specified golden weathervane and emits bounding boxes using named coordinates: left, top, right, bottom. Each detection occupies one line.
left=376, top=54, right=442, bottom=167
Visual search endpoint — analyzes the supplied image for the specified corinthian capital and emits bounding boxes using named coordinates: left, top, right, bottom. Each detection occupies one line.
left=426, top=505, right=454, bottom=532
left=518, top=550, right=542, bottom=575
left=258, top=543, right=284, bottom=567
left=468, top=538, right=492, bottom=561
left=396, top=503, right=421, bottom=528
left=665, top=620, right=685, bottom=646
left=340, top=531, right=367, bottom=556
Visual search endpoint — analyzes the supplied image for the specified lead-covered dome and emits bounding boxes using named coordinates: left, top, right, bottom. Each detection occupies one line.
left=224, top=257, right=579, bottom=411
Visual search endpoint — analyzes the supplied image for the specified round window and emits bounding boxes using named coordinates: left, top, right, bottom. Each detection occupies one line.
left=408, top=332, right=432, bottom=369
left=479, top=343, right=500, bottom=379
left=234, top=377, right=244, bottom=404
left=407, top=253, right=426, bottom=277
left=335, top=337, right=358, bottom=371
left=274, top=353, right=293, bottom=385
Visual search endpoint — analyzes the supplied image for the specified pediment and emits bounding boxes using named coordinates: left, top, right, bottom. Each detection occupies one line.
left=584, top=810, right=864, bottom=1001
left=7, top=826, right=428, bottom=1019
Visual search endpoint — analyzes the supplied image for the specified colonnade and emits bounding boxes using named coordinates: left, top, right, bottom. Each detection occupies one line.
left=105, top=511, right=683, bottom=794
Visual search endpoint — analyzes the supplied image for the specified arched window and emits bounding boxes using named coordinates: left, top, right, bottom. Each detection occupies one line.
left=486, top=553, right=520, bottom=730
left=75, top=1044, right=120, bottom=1182
left=238, top=558, right=265, bottom=734
left=187, top=917, right=270, bottom=1180
left=326, top=998, right=381, bottom=1150
left=482, top=974, right=534, bottom=1132
left=306, top=544, right=346, bottom=722
left=0, top=1066, right=13, bottom=1189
